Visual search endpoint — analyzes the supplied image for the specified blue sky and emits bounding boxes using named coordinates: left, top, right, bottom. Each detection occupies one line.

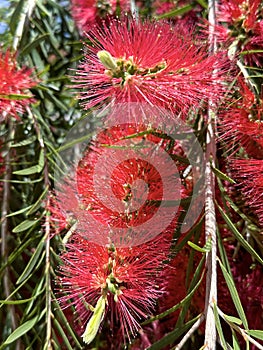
left=0, top=0, right=10, bottom=34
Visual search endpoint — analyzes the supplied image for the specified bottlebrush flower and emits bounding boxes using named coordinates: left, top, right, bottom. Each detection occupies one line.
left=229, top=158, right=263, bottom=227
left=70, top=0, right=130, bottom=32
left=56, top=123, right=189, bottom=246
left=219, top=78, right=263, bottom=159
left=72, top=17, right=229, bottom=117
left=0, top=50, right=37, bottom=121
left=77, top=124, right=184, bottom=223
left=58, top=232, right=172, bottom=344
left=217, top=0, right=263, bottom=66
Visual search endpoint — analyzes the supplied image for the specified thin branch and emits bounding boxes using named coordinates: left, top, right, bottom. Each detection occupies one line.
left=44, top=197, right=52, bottom=350
left=204, top=0, right=218, bottom=349
left=217, top=307, right=263, bottom=350
left=173, top=314, right=205, bottom=350
left=13, top=0, right=36, bottom=51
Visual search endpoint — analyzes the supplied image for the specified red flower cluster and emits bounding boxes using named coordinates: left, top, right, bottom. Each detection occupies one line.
left=75, top=124, right=187, bottom=241
left=0, top=50, right=37, bottom=121
left=230, top=159, right=263, bottom=227
left=58, top=232, right=172, bottom=344
left=72, top=18, right=229, bottom=117
left=55, top=121, right=192, bottom=343
left=70, top=0, right=130, bottom=32
left=219, top=78, right=263, bottom=159
left=217, top=0, right=263, bottom=66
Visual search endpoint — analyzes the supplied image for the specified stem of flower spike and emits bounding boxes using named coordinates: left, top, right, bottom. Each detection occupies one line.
left=204, top=0, right=218, bottom=349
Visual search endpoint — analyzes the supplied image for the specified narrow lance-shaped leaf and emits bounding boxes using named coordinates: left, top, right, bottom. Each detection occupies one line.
left=0, top=315, right=39, bottom=347
left=218, top=258, right=248, bottom=329
left=82, top=295, right=106, bottom=344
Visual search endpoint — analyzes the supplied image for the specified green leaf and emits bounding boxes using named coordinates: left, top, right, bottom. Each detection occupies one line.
left=218, top=258, right=248, bottom=329
left=246, top=330, right=263, bottom=340
left=232, top=330, right=241, bottom=350
left=7, top=205, right=33, bottom=217
left=13, top=165, right=42, bottom=175
left=176, top=255, right=205, bottom=327
left=217, top=203, right=263, bottom=265
left=13, top=150, right=45, bottom=175
left=9, top=0, right=25, bottom=35
left=142, top=267, right=205, bottom=324
left=11, top=136, right=36, bottom=147
left=147, top=315, right=201, bottom=350
left=36, top=0, right=52, bottom=16
left=0, top=294, right=41, bottom=305
left=217, top=228, right=232, bottom=274
left=224, top=314, right=243, bottom=326
left=52, top=294, right=83, bottom=349
left=155, top=4, right=194, bottom=19
left=53, top=319, right=74, bottom=350
left=214, top=304, right=228, bottom=350
left=1, top=315, right=39, bottom=345
left=0, top=93, right=33, bottom=100
left=12, top=219, right=38, bottom=233
left=212, top=165, right=236, bottom=184
left=21, top=33, right=50, bottom=55
left=82, top=295, right=106, bottom=344
left=195, top=0, right=207, bottom=8
left=27, top=186, right=48, bottom=215
left=187, top=238, right=212, bottom=253
left=38, top=148, right=45, bottom=169
left=16, top=238, right=45, bottom=284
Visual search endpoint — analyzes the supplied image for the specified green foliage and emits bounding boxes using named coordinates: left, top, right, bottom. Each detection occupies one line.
left=0, top=1, right=82, bottom=349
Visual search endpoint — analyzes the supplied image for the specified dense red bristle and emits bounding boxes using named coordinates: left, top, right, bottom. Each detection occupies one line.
left=0, top=50, right=38, bottom=121
left=71, top=18, right=229, bottom=118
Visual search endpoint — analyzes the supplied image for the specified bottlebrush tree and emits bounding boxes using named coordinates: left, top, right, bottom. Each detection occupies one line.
left=0, top=1, right=262, bottom=350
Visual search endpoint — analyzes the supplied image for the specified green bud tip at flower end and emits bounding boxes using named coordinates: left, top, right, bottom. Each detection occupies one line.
left=97, top=50, right=117, bottom=71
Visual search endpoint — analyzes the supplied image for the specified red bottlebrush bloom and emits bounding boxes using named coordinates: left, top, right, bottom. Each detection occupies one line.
left=229, top=158, right=263, bottom=227
left=70, top=0, right=130, bottom=32
left=57, top=123, right=189, bottom=246
left=72, top=18, right=229, bottom=117
left=0, top=50, right=37, bottom=121
left=58, top=232, right=172, bottom=344
left=217, top=0, right=263, bottom=66
left=219, top=78, right=263, bottom=159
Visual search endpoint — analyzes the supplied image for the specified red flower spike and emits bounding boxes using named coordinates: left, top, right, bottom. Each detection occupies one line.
left=72, top=18, right=229, bottom=118
left=219, top=78, right=263, bottom=159
left=0, top=50, right=37, bottom=121
left=57, top=123, right=189, bottom=246
left=70, top=0, right=130, bottom=32
left=58, top=232, right=172, bottom=344
left=217, top=0, right=263, bottom=66
left=230, top=158, right=263, bottom=227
